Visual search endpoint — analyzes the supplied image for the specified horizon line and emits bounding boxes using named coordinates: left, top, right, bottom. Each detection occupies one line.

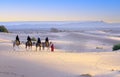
left=0, top=20, right=119, bottom=23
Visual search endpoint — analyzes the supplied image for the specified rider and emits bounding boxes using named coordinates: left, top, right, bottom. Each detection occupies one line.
left=45, top=37, right=49, bottom=43
left=16, top=35, right=20, bottom=44
left=45, top=37, right=49, bottom=46
left=27, top=36, right=31, bottom=43
left=37, top=37, right=41, bottom=43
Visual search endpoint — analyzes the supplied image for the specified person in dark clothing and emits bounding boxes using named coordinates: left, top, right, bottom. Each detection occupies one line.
left=27, top=36, right=31, bottom=42
left=37, top=37, right=41, bottom=43
left=16, top=35, right=19, bottom=41
left=45, top=37, right=49, bottom=43
left=16, top=35, right=20, bottom=44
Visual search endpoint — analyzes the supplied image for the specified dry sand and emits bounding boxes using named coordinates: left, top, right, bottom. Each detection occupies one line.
left=0, top=32, right=120, bottom=77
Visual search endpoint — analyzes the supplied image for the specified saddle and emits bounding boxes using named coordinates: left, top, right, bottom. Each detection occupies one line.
left=27, top=41, right=32, bottom=44
left=45, top=41, right=49, bottom=46
left=16, top=40, right=20, bottom=45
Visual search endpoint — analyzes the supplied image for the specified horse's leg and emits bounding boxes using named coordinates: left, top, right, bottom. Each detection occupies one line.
left=36, top=44, right=38, bottom=51
left=13, top=42, right=16, bottom=51
left=28, top=46, right=30, bottom=51
left=42, top=46, right=44, bottom=50
left=17, top=45, right=20, bottom=49
left=29, top=44, right=32, bottom=51
left=47, top=44, right=49, bottom=51
left=46, top=42, right=49, bottom=51
left=42, top=44, right=43, bottom=50
left=47, top=46, right=49, bottom=51
left=39, top=46, right=41, bottom=51
left=31, top=43, right=33, bottom=51
left=25, top=43, right=27, bottom=51
left=36, top=46, right=37, bottom=51
left=40, top=45, right=41, bottom=51
left=31, top=46, right=32, bottom=51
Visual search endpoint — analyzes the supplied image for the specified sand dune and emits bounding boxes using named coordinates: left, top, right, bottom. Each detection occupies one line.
left=0, top=31, right=120, bottom=77
left=0, top=46, right=120, bottom=77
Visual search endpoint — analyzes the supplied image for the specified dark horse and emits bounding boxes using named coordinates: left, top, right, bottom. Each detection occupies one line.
left=13, top=40, right=20, bottom=51
left=36, top=42, right=42, bottom=51
left=25, top=41, right=32, bottom=50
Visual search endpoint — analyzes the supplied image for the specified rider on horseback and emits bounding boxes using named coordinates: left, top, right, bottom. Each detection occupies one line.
left=45, top=37, right=49, bottom=43
left=36, top=37, right=42, bottom=51
left=37, top=37, right=41, bottom=44
left=16, top=35, right=20, bottom=44
left=26, top=36, right=32, bottom=50
left=45, top=37, right=49, bottom=47
left=27, top=36, right=32, bottom=44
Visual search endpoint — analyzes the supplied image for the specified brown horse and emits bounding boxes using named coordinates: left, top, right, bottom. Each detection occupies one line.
left=13, top=40, right=20, bottom=51
left=36, top=42, right=42, bottom=51
left=45, top=41, right=50, bottom=50
left=25, top=41, right=32, bottom=51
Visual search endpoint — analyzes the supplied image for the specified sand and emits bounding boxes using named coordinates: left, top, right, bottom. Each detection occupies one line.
left=0, top=31, right=120, bottom=77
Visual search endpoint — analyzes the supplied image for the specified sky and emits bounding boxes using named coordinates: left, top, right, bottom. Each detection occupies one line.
left=0, top=0, right=120, bottom=23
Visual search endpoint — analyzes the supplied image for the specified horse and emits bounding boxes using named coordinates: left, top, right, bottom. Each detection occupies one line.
left=13, top=40, right=20, bottom=51
left=45, top=41, right=50, bottom=50
left=25, top=41, right=32, bottom=51
left=36, top=42, right=42, bottom=51
left=36, top=40, right=50, bottom=51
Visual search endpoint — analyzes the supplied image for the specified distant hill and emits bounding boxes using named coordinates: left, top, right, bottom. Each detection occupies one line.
left=0, top=21, right=119, bottom=30
left=0, top=25, right=9, bottom=33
